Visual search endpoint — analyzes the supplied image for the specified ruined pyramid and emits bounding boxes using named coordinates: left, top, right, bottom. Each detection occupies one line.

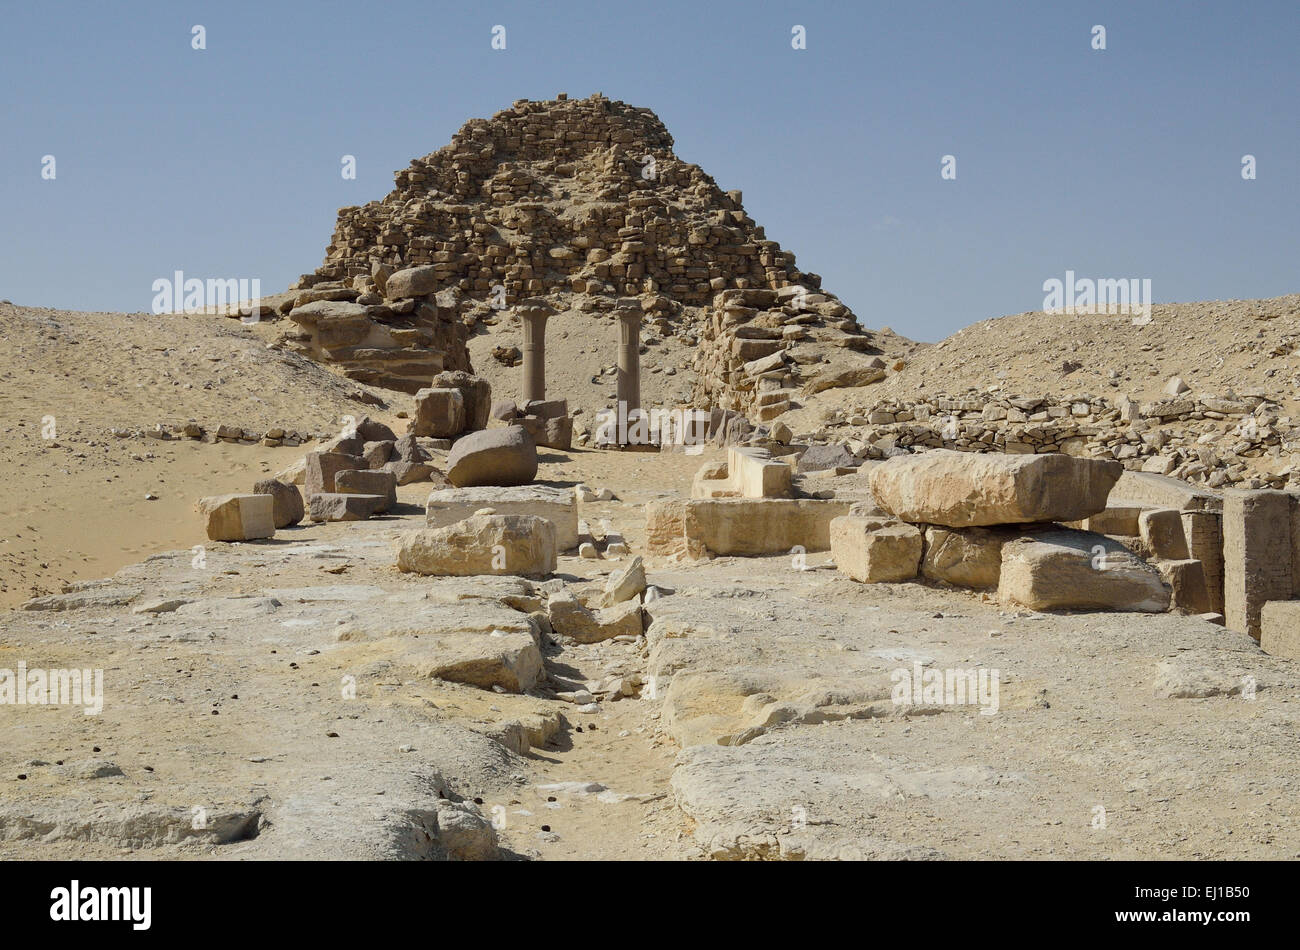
left=275, top=92, right=879, bottom=412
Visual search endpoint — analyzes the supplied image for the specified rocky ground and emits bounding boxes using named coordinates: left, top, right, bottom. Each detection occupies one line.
left=2, top=444, right=1298, bottom=860
left=0, top=301, right=401, bottom=608
left=4, top=297, right=1300, bottom=861
left=813, top=294, right=1300, bottom=411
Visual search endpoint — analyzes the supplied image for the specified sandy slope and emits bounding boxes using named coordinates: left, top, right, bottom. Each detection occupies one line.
left=0, top=303, right=402, bottom=607
left=784, top=294, right=1300, bottom=430
left=882, top=294, right=1300, bottom=403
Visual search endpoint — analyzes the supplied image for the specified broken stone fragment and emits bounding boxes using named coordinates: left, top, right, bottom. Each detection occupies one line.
left=997, top=529, right=1170, bottom=612
left=432, top=371, right=493, bottom=432
left=921, top=526, right=1014, bottom=589
left=383, top=265, right=440, bottom=299
left=253, top=478, right=304, bottom=528
left=307, top=492, right=386, bottom=522
left=382, top=459, right=442, bottom=486
left=547, top=591, right=643, bottom=643
left=412, top=387, right=465, bottom=439
left=446, top=426, right=538, bottom=488
left=304, top=451, right=364, bottom=498
left=1138, top=508, right=1190, bottom=559
left=601, top=556, right=647, bottom=607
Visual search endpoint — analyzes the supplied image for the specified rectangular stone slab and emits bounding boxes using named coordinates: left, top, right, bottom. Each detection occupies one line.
left=868, top=449, right=1122, bottom=527
left=997, top=529, right=1170, bottom=612
left=424, top=485, right=578, bottom=550
left=308, top=492, right=386, bottom=522
left=335, top=468, right=397, bottom=511
left=645, top=498, right=851, bottom=558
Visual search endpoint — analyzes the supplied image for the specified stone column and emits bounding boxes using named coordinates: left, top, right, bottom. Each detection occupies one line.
left=616, top=309, right=641, bottom=423
left=520, top=309, right=549, bottom=403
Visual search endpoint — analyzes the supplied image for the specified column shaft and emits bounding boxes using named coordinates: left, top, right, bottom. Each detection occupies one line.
left=521, top=312, right=548, bottom=403
left=617, top=311, right=641, bottom=422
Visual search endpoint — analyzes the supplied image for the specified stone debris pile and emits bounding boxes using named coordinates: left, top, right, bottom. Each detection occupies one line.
left=209, top=94, right=888, bottom=410
left=797, top=388, right=1298, bottom=491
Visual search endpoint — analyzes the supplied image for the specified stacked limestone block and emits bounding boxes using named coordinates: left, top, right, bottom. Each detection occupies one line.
left=827, top=450, right=1178, bottom=613
left=689, top=286, right=874, bottom=420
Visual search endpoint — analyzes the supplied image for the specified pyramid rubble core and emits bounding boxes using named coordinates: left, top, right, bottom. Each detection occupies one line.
left=278, top=93, right=877, bottom=410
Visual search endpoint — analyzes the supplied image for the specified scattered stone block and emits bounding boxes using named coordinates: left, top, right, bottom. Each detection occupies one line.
left=446, top=426, right=538, bottom=487
left=433, top=371, right=492, bottom=431
left=383, top=264, right=440, bottom=299
left=601, top=556, right=647, bottom=606
left=1260, top=601, right=1300, bottom=661
left=424, top=485, right=578, bottom=550
left=412, top=387, right=465, bottom=438
left=797, top=443, right=858, bottom=475
left=382, top=459, right=443, bottom=486
left=523, top=398, right=568, bottom=419
left=335, top=468, right=398, bottom=512
left=997, top=529, right=1170, bottom=612
left=1139, top=508, right=1190, bottom=560
left=922, top=526, right=1012, bottom=589
left=304, top=451, right=363, bottom=498
left=601, top=520, right=630, bottom=556
left=516, top=413, right=573, bottom=450
left=1154, top=558, right=1213, bottom=614
left=252, top=478, right=304, bottom=528
left=830, top=515, right=922, bottom=583
left=392, top=433, right=430, bottom=463
left=352, top=417, right=398, bottom=443
left=394, top=514, right=557, bottom=577
left=198, top=493, right=275, bottom=542
left=318, top=432, right=365, bottom=457
left=308, top=492, right=386, bottom=522
left=363, top=440, right=394, bottom=469
left=870, top=449, right=1122, bottom=527
left=548, top=591, right=643, bottom=643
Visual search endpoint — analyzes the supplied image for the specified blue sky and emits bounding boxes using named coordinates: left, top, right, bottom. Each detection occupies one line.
left=1, top=0, right=1295, bottom=341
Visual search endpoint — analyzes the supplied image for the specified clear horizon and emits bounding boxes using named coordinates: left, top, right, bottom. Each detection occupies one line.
left=1, top=0, right=1296, bottom=342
